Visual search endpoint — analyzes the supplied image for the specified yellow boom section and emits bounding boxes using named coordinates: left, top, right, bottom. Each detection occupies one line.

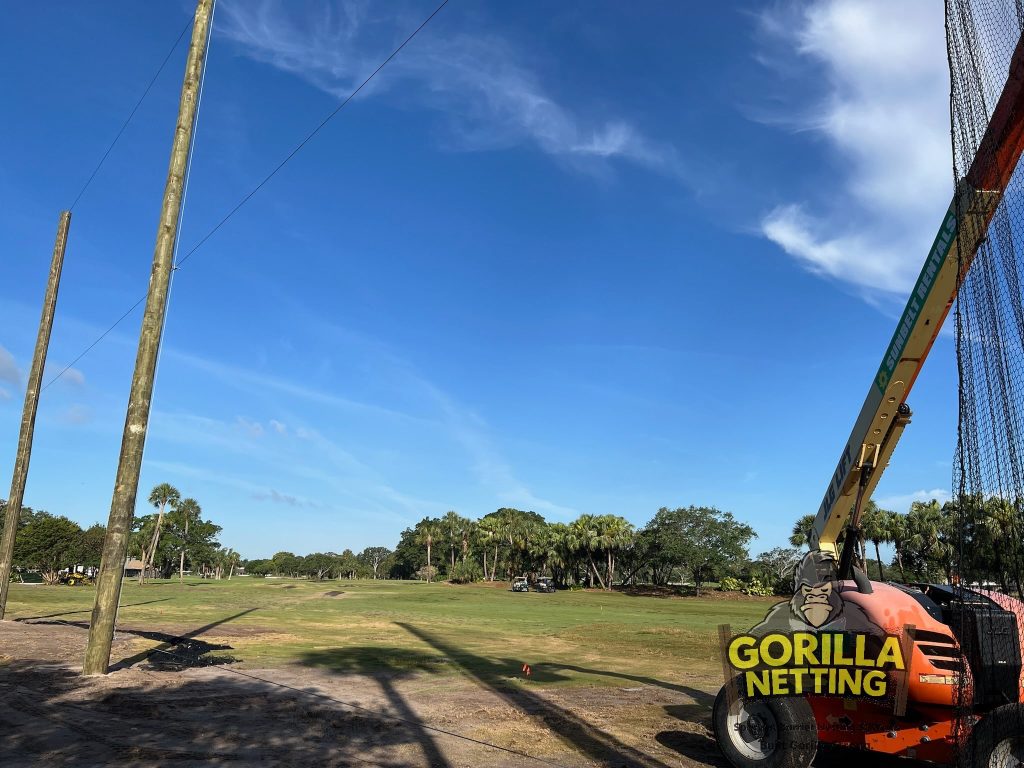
left=812, top=34, right=1024, bottom=557
left=811, top=188, right=996, bottom=555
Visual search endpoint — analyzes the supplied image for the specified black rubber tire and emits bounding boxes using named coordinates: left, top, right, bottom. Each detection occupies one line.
left=712, top=677, right=817, bottom=768
left=964, top=703, right=1024, bottom=768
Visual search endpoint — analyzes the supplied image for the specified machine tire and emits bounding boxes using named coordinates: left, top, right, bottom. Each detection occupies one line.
left=712, top=677, right=817, bottom=768
left=964, top=703, right=1024, bottom=768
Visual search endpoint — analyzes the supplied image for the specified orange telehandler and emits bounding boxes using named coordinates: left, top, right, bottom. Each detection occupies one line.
left=712, top=35, right=1024, bottom=768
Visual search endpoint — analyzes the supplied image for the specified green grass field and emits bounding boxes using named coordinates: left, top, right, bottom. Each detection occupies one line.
left=7, top=578, right=772, bottom=688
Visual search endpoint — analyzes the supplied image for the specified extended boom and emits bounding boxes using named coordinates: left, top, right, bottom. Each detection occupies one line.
left=812, top=37, right=1024, bottom=558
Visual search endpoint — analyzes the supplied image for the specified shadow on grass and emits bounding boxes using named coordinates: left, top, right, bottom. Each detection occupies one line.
left=536, top=662, right=717, bottom=705
left=110, top=607, right=260, bottom=671
left=0, top=658, right=447, bottom=767
left=613, top=585, right=716, bottom=598
left=14, top=598, right=172, bottom=622
left=654, top=730, right=730, bottom=767
left=299, top=639, right=691, bottom=767
left=393, top=622, right=678, bottom=768
left=296, top=646, right=466, bottom=767
left=23, top=607, right=259, bottom=671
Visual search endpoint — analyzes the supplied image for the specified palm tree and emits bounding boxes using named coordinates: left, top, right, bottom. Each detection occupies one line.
left=544, top=522, right=571, bottom=586
left=906, top=500, right=952, bottom=582
left=442, top=510, right=468, bottom=571
left=225, top=548, right=241, bottom=579
left=569, top=514, right=606, bottom=589
left=415, top=520, right=441, bottom=583
left=499, top=508, right=525, bottom=578
left=860, top=501, right=889, bottom=581
left=176, top=498, right=201, bottom=582
left=983, top=496, right=1023, bottom=595
left=883, top=509, right=909, bottom=582
left=140, top=483, right=180, bottom=584
left=475, top=520, right=496, bottom=580
left=461, top=519, right=476, bottom=564
left=789, top=514, right=817, bottom=549
left=599, top=515, right=634, bottom=589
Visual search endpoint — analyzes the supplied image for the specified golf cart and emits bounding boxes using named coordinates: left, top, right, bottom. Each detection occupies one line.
left=511, top=576, right=529, bottom=592
left=534, top=577, right=556, bottom=593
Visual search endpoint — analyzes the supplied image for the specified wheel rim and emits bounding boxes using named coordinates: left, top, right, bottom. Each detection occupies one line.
left=726, top=697, right=778, bottom=761
left=990, top=736, right=1024, bottom=768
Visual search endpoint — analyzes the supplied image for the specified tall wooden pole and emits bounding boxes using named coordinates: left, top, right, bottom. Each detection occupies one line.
left=83, top=0, right=212, bottom=675
left=0, top=211, right=71, bottom=620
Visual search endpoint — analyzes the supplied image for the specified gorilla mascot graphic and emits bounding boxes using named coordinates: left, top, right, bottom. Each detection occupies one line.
left=750, top=550, right=885, bottom=637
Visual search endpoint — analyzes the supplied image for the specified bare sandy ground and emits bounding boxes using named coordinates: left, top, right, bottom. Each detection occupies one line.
left=0, top=620, right=726, bottom=768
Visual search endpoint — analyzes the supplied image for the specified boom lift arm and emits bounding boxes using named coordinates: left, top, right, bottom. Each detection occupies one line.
left=811, top=39, right=1024, bottom=567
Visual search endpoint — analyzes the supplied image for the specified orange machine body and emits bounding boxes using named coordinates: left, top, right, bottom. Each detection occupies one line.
left=806, top=583, right=1024, bottom=762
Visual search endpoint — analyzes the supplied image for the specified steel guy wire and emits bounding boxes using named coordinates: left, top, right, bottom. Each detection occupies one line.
left=69, top=18, right=193, bottom=212
left=42, top=0, right=450, bottom=392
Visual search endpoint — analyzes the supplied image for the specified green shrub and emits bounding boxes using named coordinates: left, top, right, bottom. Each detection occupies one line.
left=449, top=560, right=483, bottom=584
left=415, top=565, right=438, bottom=582
left=719, top=576, right=743, bottom=591
left=743, top=577, right=775, bottom=597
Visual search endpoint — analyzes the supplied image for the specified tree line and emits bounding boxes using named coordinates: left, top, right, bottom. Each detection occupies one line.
left=245, top=496, right=1024, bottom=597
left=10, top=486, right=1018, bottom=595
left=253, top=506, right=774, bottom=594
left=0, top=500, right=105, bottom=584
left=791, top=496, right=1024, bottom=593
left=244, top=547, right=394, bottom=581
left=1, top=481, right=238, bottom=583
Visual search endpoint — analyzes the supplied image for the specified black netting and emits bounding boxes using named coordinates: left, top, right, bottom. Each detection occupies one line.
left=946, top=1, right=1024, bottom=763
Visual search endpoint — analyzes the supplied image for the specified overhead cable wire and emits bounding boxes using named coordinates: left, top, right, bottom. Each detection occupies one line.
left=69, top=18, right=193, bottom=211
left=175, top=0, right=450, bottom=269
left=43, top=0, right=450, bottom=390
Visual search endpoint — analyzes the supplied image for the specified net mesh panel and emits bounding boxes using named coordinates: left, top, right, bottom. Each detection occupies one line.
left=947, top=0, right=1024, bottom=762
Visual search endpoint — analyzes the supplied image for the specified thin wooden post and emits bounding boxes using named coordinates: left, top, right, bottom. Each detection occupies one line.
left=0, top=211, right=72, bottom=620
left=83, top=0, right=213, bottom=675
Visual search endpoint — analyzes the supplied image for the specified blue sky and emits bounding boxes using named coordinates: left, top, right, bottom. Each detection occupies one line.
left=0, top=0, right=957, bottom=559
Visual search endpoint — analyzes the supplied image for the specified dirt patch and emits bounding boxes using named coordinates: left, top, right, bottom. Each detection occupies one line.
left=320, top=591, right=347, bottom=599
left=1, top=620, right=908, bottom=768
left=0, top=619, right=725, bottom=767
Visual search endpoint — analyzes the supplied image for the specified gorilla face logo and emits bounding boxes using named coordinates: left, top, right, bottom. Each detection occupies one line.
left=747, top=549, right=887, bottom=637
left=799, top=581, right=837, bottom=627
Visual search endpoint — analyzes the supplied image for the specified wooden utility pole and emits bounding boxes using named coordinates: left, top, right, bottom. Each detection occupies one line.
left=0, top=211, right=72, bottom=620
left=83, top=0, right=213, bottom=675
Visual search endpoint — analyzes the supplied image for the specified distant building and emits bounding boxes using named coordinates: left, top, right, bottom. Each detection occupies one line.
left=123, top=558, right=157, bottom=579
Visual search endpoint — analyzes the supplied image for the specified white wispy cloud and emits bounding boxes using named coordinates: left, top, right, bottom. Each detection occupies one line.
left=38, top=362, right=86, bottom=387
left=145, top=458, right=322, bottom=509
left=58, top=404, right=92, bottom=426
left=60, top=367, right=86, bottom=386
left=217, top=0, right=682, bottom=177
left=756, top=0, right=951, bottom=296
left=50, top=366, right=86, bottom=387
left=167, top=324, right=577, bottom=520
left=148, top=408, right=447, bottom=524
left=373, top=351, right=581, bottom=519
left=0, top=344, right=19, bottom=386
left=235, top=415, right=265, bottom=438
left=165, top=347, right=428, bottom=425
left=251, top=488, right=318, bottom=508
left=874, top=487, right=950, bottom=512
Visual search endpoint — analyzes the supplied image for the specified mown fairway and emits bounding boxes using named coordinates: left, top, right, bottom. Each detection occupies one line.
left=6, top=578, right=771, bottom=687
